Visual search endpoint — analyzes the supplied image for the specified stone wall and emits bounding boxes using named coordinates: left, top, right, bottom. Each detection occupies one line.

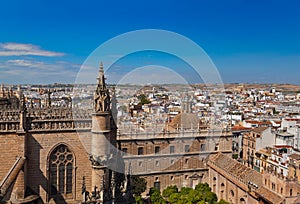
left=0, top=133, right=25, bottom=180
left=26, top=131, right=92, bottom=203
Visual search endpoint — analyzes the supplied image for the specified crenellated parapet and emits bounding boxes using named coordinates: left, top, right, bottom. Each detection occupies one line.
left=27, top=107, right=72, bottom=120
left=0, top=110, right=20, bottom=121
left=26, top=107, right=92, bottom=131
left=0, top=109, right=21, bottom=132
left=0, top=101, right=93, bottom=133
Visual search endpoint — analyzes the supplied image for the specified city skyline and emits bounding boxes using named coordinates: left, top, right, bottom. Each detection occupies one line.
left=0, top=0, right=300, bottom=84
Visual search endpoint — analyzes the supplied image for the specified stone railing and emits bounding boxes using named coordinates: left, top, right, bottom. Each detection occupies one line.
left=0, top=121, right=20, bottom=132
left=27, top=119, right=92, bottom=131
left=0, top=109, right=20, bottom=121
left=118, top=129, right=232, bottom=140
left=26, top=107, right=92, bottom=120
left=0, top=109, right=21, bottom=132
left=0, top=107, right=93, bottom=132
left=25, top=107, right=92, bottom=131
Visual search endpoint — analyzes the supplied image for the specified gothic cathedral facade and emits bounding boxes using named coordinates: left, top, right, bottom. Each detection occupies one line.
left=0, top=63, right=122, bottom=204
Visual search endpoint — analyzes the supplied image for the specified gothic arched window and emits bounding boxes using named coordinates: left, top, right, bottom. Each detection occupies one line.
left=49, top=144, right=74, bottom=195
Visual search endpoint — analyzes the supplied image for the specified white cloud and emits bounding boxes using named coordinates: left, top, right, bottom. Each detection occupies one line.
left=0, top=59, right=80, bottom=84
left=7, top=59, right=44, bottom=67
left=0, top=42, right=64, bottom=57
left=5, top=59, right=80, bottom=72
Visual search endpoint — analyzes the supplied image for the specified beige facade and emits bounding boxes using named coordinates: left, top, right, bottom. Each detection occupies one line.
left=289, top=153, right=300, bottom=183
left=118, top=126, right=233, bottom=194
left=242, top=127, right=275, bottom=168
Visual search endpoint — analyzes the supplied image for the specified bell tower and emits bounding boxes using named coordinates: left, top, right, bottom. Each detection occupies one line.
left=90, top=62, right=114, bottom=202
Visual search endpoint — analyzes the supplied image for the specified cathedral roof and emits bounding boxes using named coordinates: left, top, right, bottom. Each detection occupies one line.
left=209, top=153, right=285, bottom=204
left=255, top=186, right=284, bottom=204
left=209, top=153, right=262, bottom=187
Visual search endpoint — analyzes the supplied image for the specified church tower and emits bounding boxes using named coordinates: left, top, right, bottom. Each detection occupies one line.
left=182, top=94, right=192, bottom=114
left=90, top=62, right=114, bottom=202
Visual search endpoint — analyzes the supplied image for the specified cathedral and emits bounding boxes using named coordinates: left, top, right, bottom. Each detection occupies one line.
left=0, top=63, right=127, bottom=204
left=0, top=63, right=233, bottom=203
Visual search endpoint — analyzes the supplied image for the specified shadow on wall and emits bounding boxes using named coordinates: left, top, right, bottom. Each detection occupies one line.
left=26, top=134, right=68, bottom=204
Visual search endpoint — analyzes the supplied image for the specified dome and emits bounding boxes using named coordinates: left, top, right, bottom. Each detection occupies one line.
left=169, top=113, right=200, bottom=129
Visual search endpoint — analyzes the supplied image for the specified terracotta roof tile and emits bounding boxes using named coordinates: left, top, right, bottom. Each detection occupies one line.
left=209, top=153, right=286, bottom=204
left=245, top=120, right=272, bottom=125
left=232, top=126, right=251, bottom=131
left=209, top=153, right=262, bottom=186
left=255, top=186, right=284, bottom=204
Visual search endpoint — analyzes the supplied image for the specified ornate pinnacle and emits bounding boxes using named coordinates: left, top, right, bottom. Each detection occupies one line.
left=94, top=61, right=111, bottom=112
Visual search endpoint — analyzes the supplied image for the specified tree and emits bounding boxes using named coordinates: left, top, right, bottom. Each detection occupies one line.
left=180, top=187, right=193, bottom=195
left=203, top=191, right=218, bottom=204
left=195, top=183, right=211, bottom=193
left=131, top=175, right=147, bottom=196
left=169, top=192, right=181, bottom=204
left=186, top=188, right=203, bottom=204
left=217, top=199, right=230, bottom=204
left=135, top=195, right=144, bottom=204
left=194, top=183, right=217, bottom=204
left=162, top=185, right=178, bottom=202
left=150, top=187, right=166, bottom=204
left=149, top=183, right=224, bottom=204
left=179, top=187, right=194, bottom=203
left=138, top=94, right=151, bottom=105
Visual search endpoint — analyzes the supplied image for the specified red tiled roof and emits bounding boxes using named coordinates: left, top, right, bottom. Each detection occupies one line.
left=245, top=120, right=272, bottom=125
left=285, top=118, right=300, bottom=121
left=274, top=145, right=293, bottom=149
left=232, top=126, right=251, bottom=131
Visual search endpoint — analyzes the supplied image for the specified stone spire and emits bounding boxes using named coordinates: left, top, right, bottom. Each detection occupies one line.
left=19, top=90, right=27, bottom=132
left=98, top=62, right=105, bottom=89
left=8, top=86, right=12, bottom=97
left=91, top=61, right=114, bottom=203
left=94, top=62, right=110, bottom=112
left=17, top=85, right=21, bottom=99
left=0, top=83, right=5, bottom=97
left=182, top=93, right=192, bottom=114
left=45, top=89, right=51, bottom=108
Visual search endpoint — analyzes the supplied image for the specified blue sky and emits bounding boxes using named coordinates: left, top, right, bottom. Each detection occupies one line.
left=0, top=0, right=300, bottom=84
